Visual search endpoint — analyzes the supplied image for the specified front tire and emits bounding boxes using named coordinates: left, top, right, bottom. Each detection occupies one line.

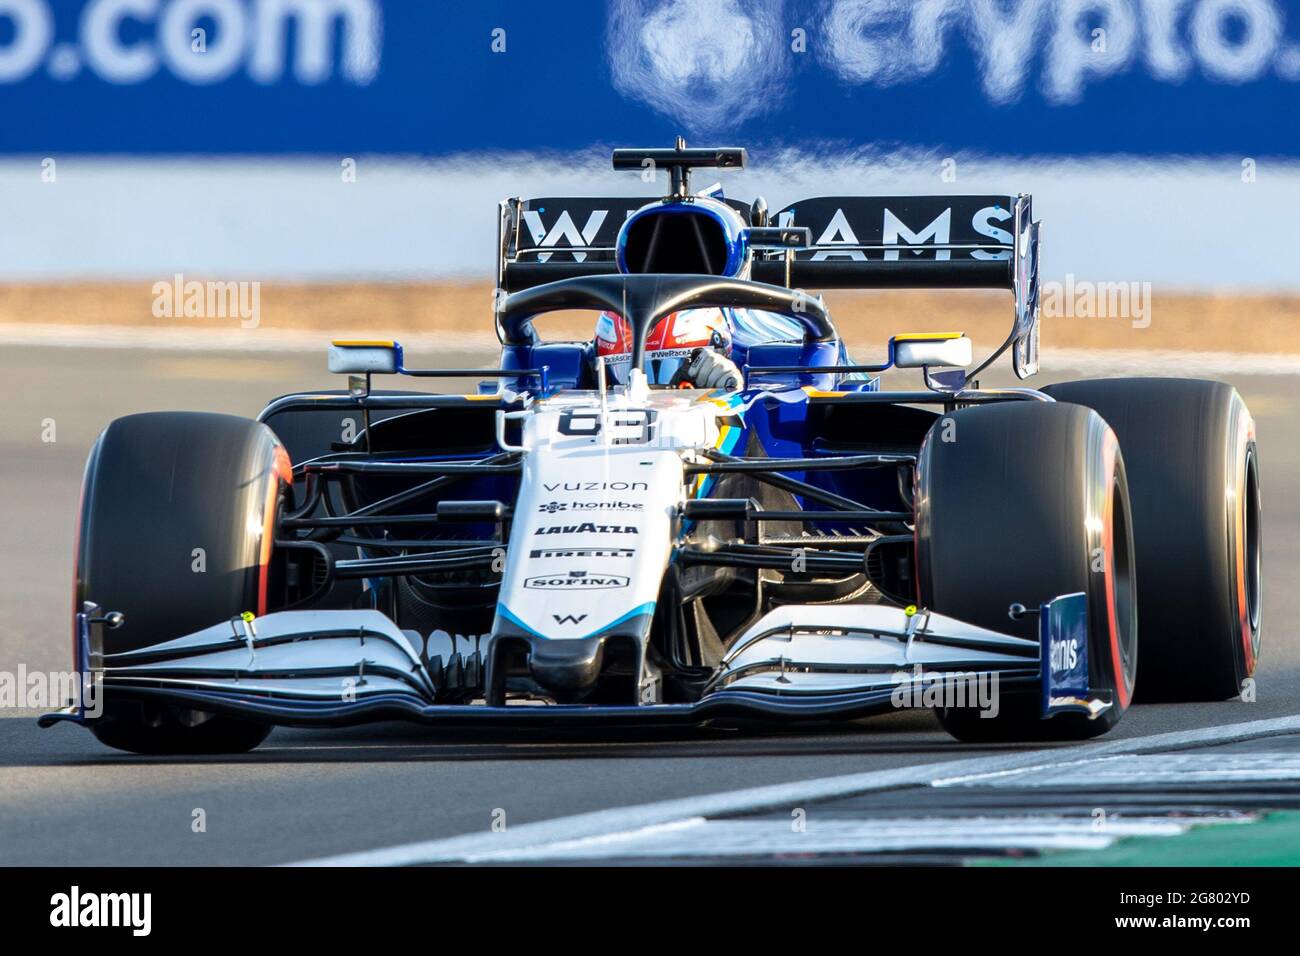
left=916, top=401, right=1137, bottom=742
left=76, top=412, right=290, bottom=754
left=1042, top=378, right=1261, bottom=701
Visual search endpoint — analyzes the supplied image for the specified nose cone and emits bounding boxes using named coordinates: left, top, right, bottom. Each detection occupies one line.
left=486, top=628, right=651, bottom=705
left=528, top=635, right=608, bottom=694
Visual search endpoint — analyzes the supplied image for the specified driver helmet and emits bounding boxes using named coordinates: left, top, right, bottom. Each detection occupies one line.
left=595, top=308, right=732, bottom=386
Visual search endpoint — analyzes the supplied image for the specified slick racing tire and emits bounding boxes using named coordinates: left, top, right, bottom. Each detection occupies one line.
left=76, top=412, right=290, bottom=755
left=917, top=401, right=1137, bottom=742
left=1042, top=379, right=1261, bottom=701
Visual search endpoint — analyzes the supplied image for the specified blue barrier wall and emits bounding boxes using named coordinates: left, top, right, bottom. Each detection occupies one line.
left=1, top=0, right=1297, bottom=156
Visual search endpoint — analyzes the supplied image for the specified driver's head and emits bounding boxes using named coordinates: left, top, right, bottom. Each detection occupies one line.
left=595, top=308, right=732, bottom=386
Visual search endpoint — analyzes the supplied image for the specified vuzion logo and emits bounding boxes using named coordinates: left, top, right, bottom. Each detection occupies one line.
left=543, top=481, right=649, bottom=492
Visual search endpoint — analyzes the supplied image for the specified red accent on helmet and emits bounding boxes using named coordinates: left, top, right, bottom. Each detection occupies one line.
left=595, top=309, right=732, bottom=385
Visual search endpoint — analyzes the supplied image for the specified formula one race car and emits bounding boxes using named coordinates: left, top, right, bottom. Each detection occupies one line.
left=45, top=142, right=1263, bottom=753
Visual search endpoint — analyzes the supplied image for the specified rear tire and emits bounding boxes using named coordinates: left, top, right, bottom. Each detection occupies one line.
left=916, top=402, right=1137, bottom=742
left=1041, top=378, right=1260, bottom=701
left=76, top=412, right=289, bottom=754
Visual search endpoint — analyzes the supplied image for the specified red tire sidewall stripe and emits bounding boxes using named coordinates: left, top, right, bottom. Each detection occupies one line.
left=912, top=433, right=928, bottom=604
left=1234, top=413, right=1258, bottom=675
left=1100, top=430, right=1132, bottom=711
left=256, top=442, right=293, bottom=617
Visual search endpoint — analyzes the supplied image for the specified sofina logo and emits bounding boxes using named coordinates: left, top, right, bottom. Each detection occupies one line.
left=525, top=571, right=630, bottom=589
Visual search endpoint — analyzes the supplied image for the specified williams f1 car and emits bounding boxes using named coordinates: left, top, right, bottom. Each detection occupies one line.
left=45, top=143, right=1262, bottom=753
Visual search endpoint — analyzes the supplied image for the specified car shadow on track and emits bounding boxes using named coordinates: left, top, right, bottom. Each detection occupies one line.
left=13, top=709, right=1069, bottom=768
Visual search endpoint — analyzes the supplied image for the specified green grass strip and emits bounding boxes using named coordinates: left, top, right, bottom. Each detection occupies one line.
left=982, top=812, right=1300, bottom=867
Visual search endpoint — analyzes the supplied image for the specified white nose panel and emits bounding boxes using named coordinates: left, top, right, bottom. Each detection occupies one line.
left=493, top=396, right=709, bottom=641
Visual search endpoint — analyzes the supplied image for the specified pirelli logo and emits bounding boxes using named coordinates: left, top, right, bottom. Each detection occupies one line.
left=529, top=548, right=635, bottom=559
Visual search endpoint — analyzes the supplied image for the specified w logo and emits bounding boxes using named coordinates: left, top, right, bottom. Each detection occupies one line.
left=552, top=613, right=587, bottom=625
left=521, top=209, right=608, bottom=262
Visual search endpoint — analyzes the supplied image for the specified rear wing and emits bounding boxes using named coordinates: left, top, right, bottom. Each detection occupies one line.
left=496, top=195, right=751, bottom=289
left=496, top=193, right=1041, bottom=378
left=762, top=195, right=1040, bottom=377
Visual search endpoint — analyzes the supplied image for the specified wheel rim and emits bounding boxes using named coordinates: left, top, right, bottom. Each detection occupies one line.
left=1110, top=473, right=1137, bottom=681
left=1244, top=448, right=1262, bottom=635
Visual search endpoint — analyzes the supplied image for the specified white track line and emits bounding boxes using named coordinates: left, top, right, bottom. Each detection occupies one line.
left=460, top=814, right=1256, bottom=862
left=287, top=714, right=1300, bottom=866
left=2, top=324, right=1299, bottom=376
left=1047, top=347, right=1300, bottom=377
left=937, top=752, right=1300, bottom=788
left=0, top=323, right=499, bottom=353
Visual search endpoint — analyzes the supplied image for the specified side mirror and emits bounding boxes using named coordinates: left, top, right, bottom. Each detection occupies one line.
left=746, top=225, right=811, bottom=249
left=891, top=333, right=972, bottom=369
left=328, top=339, right=402, bottom=374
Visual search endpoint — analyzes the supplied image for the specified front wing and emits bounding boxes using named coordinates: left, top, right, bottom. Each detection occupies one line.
left=41, top=595, right=1107, bottom=731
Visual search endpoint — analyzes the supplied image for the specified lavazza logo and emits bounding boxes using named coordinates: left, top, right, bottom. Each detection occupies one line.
left=525, top=571, right=630, bottom=590
left=535, top=523, right=638, bottom=535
